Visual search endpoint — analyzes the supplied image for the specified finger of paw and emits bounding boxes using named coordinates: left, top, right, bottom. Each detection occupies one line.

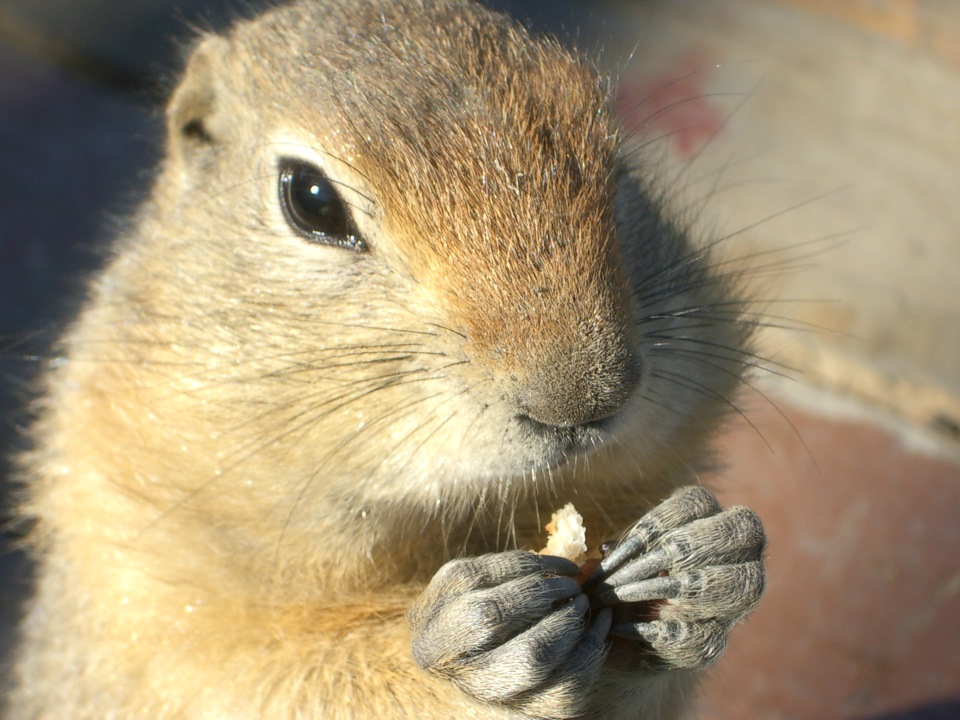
left=430, top=551, right=580, bottom=595
left=412, top=574, right=581, bottom=671
left=452, top=595, right=590, bottom=703
left=514, top=608, right=612, bottom=720
left=659, top=506, right=765, bottom=571
left=595, top=572, right=682, bottom=606
left=613, top=618, right=728, bottom=670
left=411, top=551, right=580, bottom=631
left=656, top=561, right=765, bottom=623
left=588, top=485, right=721, bottom=587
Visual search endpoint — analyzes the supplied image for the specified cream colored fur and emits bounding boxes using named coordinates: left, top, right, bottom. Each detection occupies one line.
left=9, top=1, right=753, bottom=717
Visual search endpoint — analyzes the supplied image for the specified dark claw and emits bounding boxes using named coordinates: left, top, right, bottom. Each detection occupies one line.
left=595, top=574, right=681, bottom=607
left=583, top=486, right=721, bottom=591
left=539, top=575, right=585, bottom=604
left=601, top=547, right=670, bottom=589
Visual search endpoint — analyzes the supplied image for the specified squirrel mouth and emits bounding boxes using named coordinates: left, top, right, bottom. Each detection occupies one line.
left=516, top=414, right=610, bottom=464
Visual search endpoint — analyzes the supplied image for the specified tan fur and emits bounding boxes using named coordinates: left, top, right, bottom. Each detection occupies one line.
left=9, top=1, right=751, bottom=717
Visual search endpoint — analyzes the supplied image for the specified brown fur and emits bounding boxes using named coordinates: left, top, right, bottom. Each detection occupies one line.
left=9, top=0, right=752, bottom=717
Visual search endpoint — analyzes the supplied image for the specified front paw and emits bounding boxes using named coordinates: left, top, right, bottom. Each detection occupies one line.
left=586, top=486, right=765, bottom=670
left=410, top=550, right=610, bottom=719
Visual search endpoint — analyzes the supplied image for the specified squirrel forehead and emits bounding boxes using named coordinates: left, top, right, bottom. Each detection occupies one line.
left=353, top=28, right=619, bottom=322
left=234, top=0, right=624, bottom=341
left=271, top=2, right=619, bottom=270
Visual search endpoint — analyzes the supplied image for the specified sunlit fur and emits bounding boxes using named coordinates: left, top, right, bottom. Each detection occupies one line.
left=10, top=0, right=754, bottom=717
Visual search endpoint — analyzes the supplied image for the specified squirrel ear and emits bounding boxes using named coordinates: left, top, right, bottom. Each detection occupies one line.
left=166, top=34, right=231, bottom=171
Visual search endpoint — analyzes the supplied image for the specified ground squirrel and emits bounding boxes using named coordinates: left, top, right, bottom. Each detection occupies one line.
left=9, top=1, right=765, bottom=717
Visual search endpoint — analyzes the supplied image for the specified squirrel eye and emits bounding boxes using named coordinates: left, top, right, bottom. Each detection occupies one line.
left=278, top=159, right=364, bottom=251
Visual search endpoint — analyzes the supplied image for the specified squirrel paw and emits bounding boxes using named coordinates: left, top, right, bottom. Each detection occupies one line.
left=586, top=485, right=765, bottom=670
left=410, top=550, right=610, bottom=719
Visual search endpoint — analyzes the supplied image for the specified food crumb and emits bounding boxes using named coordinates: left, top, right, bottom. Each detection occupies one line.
left=541, top=503, right=587, bottom=565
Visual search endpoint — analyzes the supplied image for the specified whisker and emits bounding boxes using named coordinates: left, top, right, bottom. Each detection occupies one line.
left=649, top=368, right=772, bottom=453
left=661, top=75, right=765, bottom=196
left=621, top=92, right=752, bottom=142
left=650, top=341, right=792, bottom=381
left=273, top=392, right=451, bottom=558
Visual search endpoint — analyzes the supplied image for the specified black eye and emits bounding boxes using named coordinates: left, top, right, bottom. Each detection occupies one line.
left=278, top=159, right=365, bottom=251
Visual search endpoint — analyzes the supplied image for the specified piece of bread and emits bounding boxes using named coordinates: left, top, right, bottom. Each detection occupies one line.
left=541, top=503, right=588, bottom=565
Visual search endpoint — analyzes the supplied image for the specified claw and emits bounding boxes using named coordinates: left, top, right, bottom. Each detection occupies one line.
left=583, top=486, right=721, bottom=591
left=601, top=547, right=671, bottom=589
left=540, top=575, right=585, bottom=604
left=594, top=574, right=681, bottom=607
left=456, top=594, right=591, bottom=702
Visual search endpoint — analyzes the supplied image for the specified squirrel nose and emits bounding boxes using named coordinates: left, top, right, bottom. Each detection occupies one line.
left=514, top=341, right=639, bottom=429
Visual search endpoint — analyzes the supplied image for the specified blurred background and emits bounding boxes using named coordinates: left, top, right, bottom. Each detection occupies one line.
left=1, top=0, right=958, bottom=717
